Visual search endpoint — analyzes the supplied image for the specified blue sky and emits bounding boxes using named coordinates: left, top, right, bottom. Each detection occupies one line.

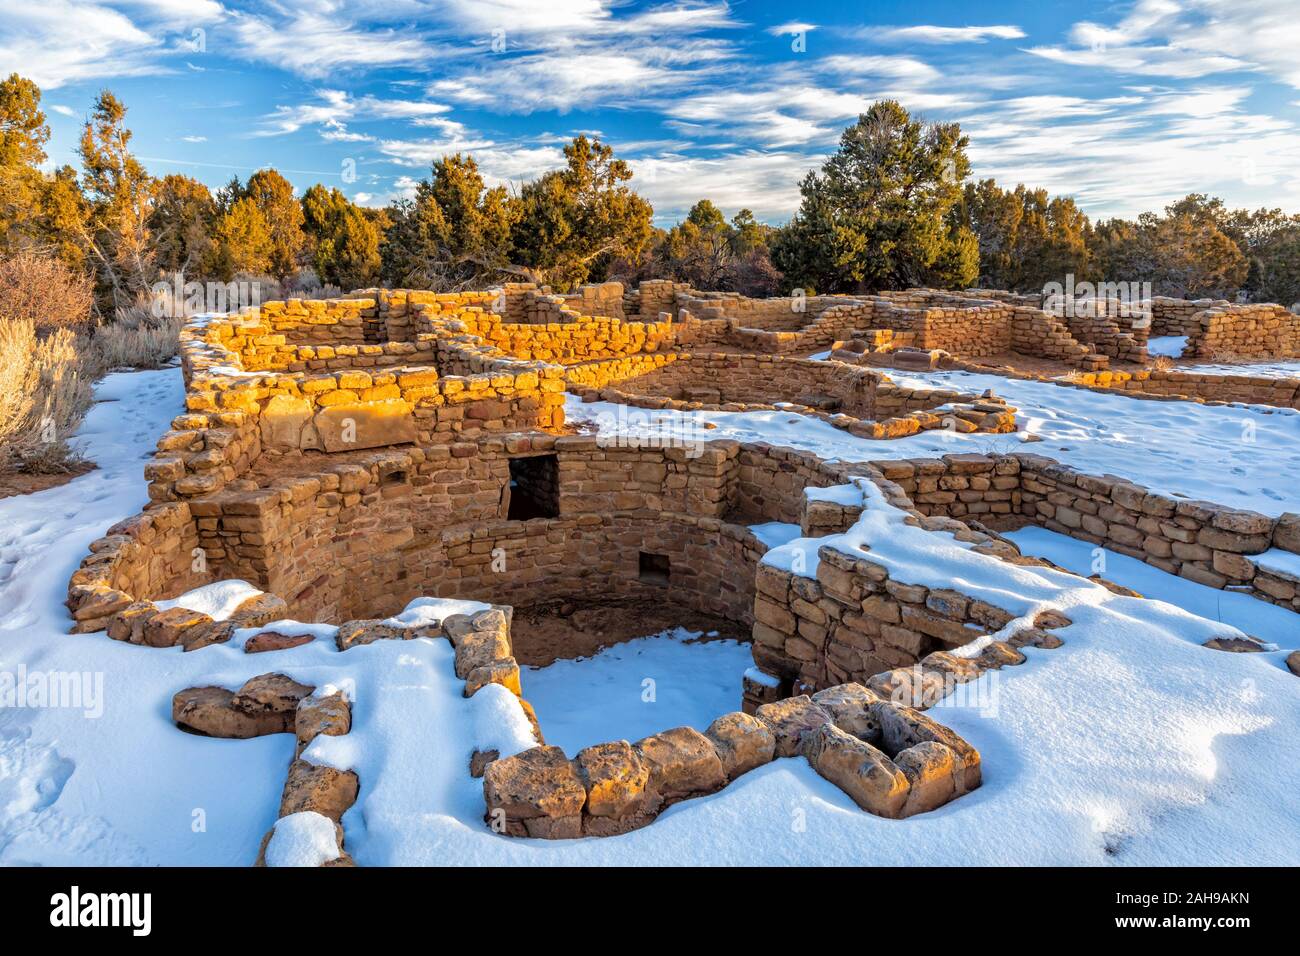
left=4, top=1, right=1299, bottom=226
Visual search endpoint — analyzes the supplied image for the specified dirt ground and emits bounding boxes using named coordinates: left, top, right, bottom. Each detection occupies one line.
left=508, top=598, right=749, bottom=667
left=0, top=461, right=95, bottom=500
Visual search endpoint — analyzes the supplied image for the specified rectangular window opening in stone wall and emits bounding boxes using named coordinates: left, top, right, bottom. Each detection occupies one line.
left=639, top=551, right=671, bottom=587
left=507, top=454, right=560, bottom=520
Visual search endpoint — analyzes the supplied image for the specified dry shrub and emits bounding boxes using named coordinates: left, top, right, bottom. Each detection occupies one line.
left=0, top=251, right=95, bottom=331
left=1150, top=355, right=1175, bottom=371
left=0, top=317, right=93, bottom=474
left=85, top=294, right=185, bottom=374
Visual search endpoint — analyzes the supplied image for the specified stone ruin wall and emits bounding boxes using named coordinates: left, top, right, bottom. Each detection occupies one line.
left=571, top=352, right=882, bottom=417
left=69, top=282, right=1300, bottom=642
left=563, top=351, right=1017, bottom=441
left=1068, top=367, right=1300, bottom=409
left=873, top=453, right=1300, bottom=612
left=1186, top=303, right=1300, bottom=358
left=1149, top=297, right=1230, bottom=337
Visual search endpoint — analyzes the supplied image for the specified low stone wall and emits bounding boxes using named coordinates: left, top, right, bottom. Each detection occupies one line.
left=246, top=297, right=383, bottom=345
left=1149, top=296, right=1229, bottom=337
left=1069, top=367, right=1300, bottom=409
left=1187, top=303, right=1300, bottom=358
left=872, top=452, right=1300, bottom=613
left=571, top=352, right=881, bottom=416
left=749, top=476, right=1027, bottom=695
left=416, top=302, right=675, bottom=365
left=567, top=352, right=1017, bottom=442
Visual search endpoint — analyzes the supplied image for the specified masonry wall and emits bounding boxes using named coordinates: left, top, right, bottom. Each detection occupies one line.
left=418, top=304, right=676, bottom=364
left=575, top=353, right=881, bottom=417
left=1149, top=297, right=1229, bottom=336
left=1068, top=367, right=1300, bottom=408
left=870, top=453, right=1300, bottom=613
left=1186, top=303, right=1300, bottom=358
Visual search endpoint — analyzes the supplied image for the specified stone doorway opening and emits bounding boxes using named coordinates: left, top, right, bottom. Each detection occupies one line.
left=507, top=454, right=560, bottom=520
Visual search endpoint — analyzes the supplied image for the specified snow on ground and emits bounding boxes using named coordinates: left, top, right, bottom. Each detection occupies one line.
left=568, top=370, right=1300, bottom=516
left=1005, top=526, right=1299, bottom=651
left=1177, top=360, right=1300, bottom=379
left=520, top=630, right=753, bottom=756
left=1147, top=336, right=1188, bottom=358
left=1, top=366, right=1297, bottom=866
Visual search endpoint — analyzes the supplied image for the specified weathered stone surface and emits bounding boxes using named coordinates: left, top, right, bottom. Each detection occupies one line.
left=107, top=602, right=157, bottom=643
left=810, top=683, right=882, bottom=744
left=483, top=746, right=585, bottom=838
left=335, top=619, right=407, bottom=650
left=1287, top=650, right=1300, bottom=677
left=179, top=620, right=236, bottom=652
left=873, top=700, right=981, bottom=792
left=232, top=673, right=314, bottom=717
left=867, top=666, right=947, bottom=709
left=260, top=394, right=314, bottom=451
left=469, top=749, right=500, bottom=778
left=464, top=658, right=522, bottom=697
left=705, top=711, right=776, bottom=780
left=279, top=759, right=360, bottom=822
left=143, top=606, right=213, bottom=648
left=314, top=400, right=416, bottom=452
left=574, top=741, right=649, bottom=818
left=229, top=592, right=290, bottom=627
left=454, top=627, right=513, bottom=680
left=894, top=741, right=960, bottom=816
left=173, top=686, right=291, bottom=738
left=634, top=726, right=726, bottom=804
left=754, top=695, right=832, bottom=757
left=1202, top=635, right=1268, bottom=652
left=802, top=723, right=910, bottom=818
left=295, top=692, right=351, bottom=750
left=1275, top=514, right=1300, bottom=554
left=245, top=630, right=316, bottom=653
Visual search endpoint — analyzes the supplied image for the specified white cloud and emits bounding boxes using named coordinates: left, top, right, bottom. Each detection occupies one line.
left=860, top=24, right=1025, bottom=44
left=227, top=11, right=441, bottom=78
left=0, top=2, right=163, bottom=88
left=49, top=104, right=78, bottom=117
left=767, top=22, right=817, bottom=36
left=1030, top=0, right=1300, bottom=88
left=256, top=90, right=460, bottom=139
left=180, top=134, right=207, bottom=142
left=818, top=55, right=941, bottom=82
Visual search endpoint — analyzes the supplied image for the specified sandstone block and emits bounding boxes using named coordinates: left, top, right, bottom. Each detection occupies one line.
left=573, top=741, right=649, bottom=818
left=483, top=746, right=586, bottom=837
left=705, top=711, right=776, bottom=779
left=755, top=695, right=832, bottom=757
left=802, top=723, right=909, bottom=818
left=634, top=726, right=726, bottom=804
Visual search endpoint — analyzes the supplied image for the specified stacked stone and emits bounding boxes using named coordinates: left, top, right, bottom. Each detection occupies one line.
left=484, top=679, right=983, bottom=836
left=1016, top=453, right=1300, bottom=611
left=1187, top=303, right=1300, bottom=358
left=418, top=303, right=675, bottom=364
left=1068, top=368, right=1300, bottom=409
left=871, top=454, right=1022, bottom=521
left=1008, top=306, right=1099, bottom=366
left=1149, top=296, right=1229, bottom=336
left=750, top=521, right=1021, bottom=696
left=1062, top=311, right=1148, bottom=364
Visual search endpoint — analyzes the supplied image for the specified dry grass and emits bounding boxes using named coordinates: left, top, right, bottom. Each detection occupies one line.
left=0, top=318, right=94, bottom=474
left=86, top=295, right=185, bottom=373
